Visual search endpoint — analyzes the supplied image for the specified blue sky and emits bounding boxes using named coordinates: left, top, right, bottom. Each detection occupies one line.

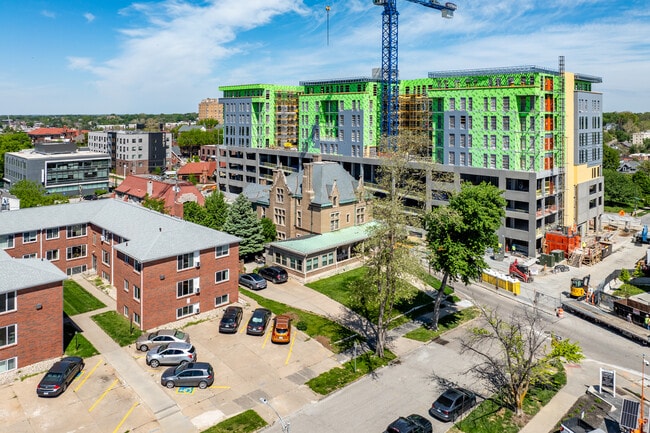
left=1, top=0, right=648, bottom=115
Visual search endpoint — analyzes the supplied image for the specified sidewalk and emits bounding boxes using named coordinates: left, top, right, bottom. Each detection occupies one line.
left=70, top=275, right=197, bottom=433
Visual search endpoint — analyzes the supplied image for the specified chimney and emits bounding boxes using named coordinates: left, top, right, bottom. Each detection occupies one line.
left=303, top=162, right=314, bottom=198
left=147, top=180, right=153, bottom=197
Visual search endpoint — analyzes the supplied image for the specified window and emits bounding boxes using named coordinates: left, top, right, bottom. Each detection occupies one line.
left=66, top=265, right=86, bottom=276
left=0, top=324, right=16, bottom=348
left=490, top=116, right=497, bottom=130
left=102, top=250, right=110, bottom=266
left=215, top=245, right=229, bottom=258
left=449, top=98, right=455, bottom=110
left=274, top=208, right=286, bottom=226
left=503, top=136, right=510, bottom=149
left=330, top=212, right=340, bottom=231
left=503, top=116, right=510, bottom=131
left=503, top=155, right=510, bottom=170
left=276, top=188, right=284, bottom=203
left=0, top=234, right=14, bottom=249
left=0, top=357, right=17, bottom=373
left=124, top=280, right=129, bottom=292
left=23, top=231, right=37, bottom=244
left=123, top=305, right=129, bottom=317
left=23, top=253, right=36, bottom=259
left=177, top=278, right=199, bottom=298
left=177, top=253, right=195, bottom=270
left=215, top=269, right=229, bottom=283
left=0, top=292, right=16, bottom=313
left=460, top=97, right=466, bottom=110
left=133, top=313, right=140, bottom=325
left=46, top=249, right=59, bottom=261
left=66, top=245, right=87, bottom=260
left=133, top=260, right=142, bottom=273
left=45, top=228, right=59, bottom=240
left=66, top=224, right=87, bottom=238
left=490, top=154, right=497, bottom=169
left=356, top=207, right=365, bottom=224
left=503, top=97, right=510, bottom=111
left=132, top=285, right=141, bottom=301
left=176, top=304, right=199, bottom=319
left=490, top=135, right=497, bottom=149
left=449, top=134, right=455, bottom=147
left=296, top=210, right=302, bottom=227
left=215, top=294, right=229, bottom=307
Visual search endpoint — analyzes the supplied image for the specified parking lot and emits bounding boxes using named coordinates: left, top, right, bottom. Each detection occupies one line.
left=0, top=294, right=341, bottom=433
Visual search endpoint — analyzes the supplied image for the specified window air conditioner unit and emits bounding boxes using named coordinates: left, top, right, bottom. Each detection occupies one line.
left=195, top=306, right=200, bottom=314
left=195, top=262, right=201, bottom=269
left=195, top=287, right=200, bottom=294
left=100, top=235, right=106, bottom=242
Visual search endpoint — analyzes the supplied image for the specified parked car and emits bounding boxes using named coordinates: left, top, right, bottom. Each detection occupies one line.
left=385, top=414, right=432, bottom=433
left=219, top=306, right=243, bottom=333
left=271, top=314, right=292, bottom=344
left=160, top=362, right=214, bottom=389
left=239, top=273, right=268, bottom=290
left=146, top=342, right=196, bottom=368
left=429, top=387, right=477, bottom=422
left=135, top=329, right=190, bottom=352
left=247, top=308, right=272, bottom=336
left=258, top=266, right=288, bottom=284
left=36, top=356, right=85, bottom=397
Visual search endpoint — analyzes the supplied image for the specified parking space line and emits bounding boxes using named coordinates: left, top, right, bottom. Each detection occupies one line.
left=262, top=329, right=271, bottom=348
left=112, top=401, right=139, bottom=433
left=89, top=378, right=119, bottom=412
left=285, top=333, right=296, bottom=365
left=74, top=359, right=103, bottom=393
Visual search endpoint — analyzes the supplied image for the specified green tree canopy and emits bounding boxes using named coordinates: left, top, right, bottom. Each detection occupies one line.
left=602, top=145, right=620, bottom=171
left=0, top=132, right=31, bottom=176
left=204, top=190, right=229, bottom=230
left=9, top=179, right=69, bottom=208
left=183, top=201, right=209, bottom=226
left=142, top=195, right=167, bottom=214
left=222, top=194, right=265, bottom=257
left=603, top=169, right=636, bottom=206
left=260, top=217, right=277, bottom=243
left=424, top=182, right=506, bottom=330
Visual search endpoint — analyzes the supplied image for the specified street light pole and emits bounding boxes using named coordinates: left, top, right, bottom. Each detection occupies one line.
left=637, top=354, right=648, bottom=433
left=260, top=397, right=290, bottom=433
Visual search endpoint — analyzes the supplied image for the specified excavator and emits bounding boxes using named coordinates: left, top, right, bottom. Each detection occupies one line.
left=509, top=259, right=534, bottom=283
left=570, top=275, right=591, bottom=298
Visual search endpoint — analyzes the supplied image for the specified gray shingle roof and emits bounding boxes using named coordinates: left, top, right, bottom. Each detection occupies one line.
left=0, top=199, right=241, bottom=263
left=0, top=254, right=66, bottom=294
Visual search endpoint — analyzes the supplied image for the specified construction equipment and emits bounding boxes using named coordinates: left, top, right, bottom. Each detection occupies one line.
left=372, top=0, right=457, bottom=147
left=636, top=225, right=649, bottom=244
left=509, top=259, right=533, bottom=283
left=570, top=275, right=591, bottom=298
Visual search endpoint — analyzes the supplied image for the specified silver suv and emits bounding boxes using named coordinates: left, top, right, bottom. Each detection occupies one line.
left=146, top=342, right=196, bottom=368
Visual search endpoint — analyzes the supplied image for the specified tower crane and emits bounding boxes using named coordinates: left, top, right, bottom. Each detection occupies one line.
left=373, top=0, right=457, bottom=148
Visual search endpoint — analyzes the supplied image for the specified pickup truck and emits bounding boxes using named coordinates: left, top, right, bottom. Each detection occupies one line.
left=560, top=417, right=600, bottom=433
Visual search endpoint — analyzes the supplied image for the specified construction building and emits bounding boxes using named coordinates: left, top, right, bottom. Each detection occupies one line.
left=217, top=62, right=603, bottom=257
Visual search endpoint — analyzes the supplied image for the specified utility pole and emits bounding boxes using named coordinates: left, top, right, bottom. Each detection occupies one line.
left=326, top=6, right=331, bottom=46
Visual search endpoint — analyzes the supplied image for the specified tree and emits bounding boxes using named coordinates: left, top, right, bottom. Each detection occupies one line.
left=260, top=217, right=277, bottom=243
left=424, top=182, right=505, bottom=330
left=142, top=195, right=167, bottom=214
left=461, top=305, right=583, bottom=416
left=351, top=135, right=430, bottom=358
left=204, top=190, right=229, bottom=230
left=603, top=169, right=636, bottom=206
left=602, top=145, right=620, bottom=171
left=222, top=194, right=265, bottom=257
left=183, top=201, right=209, bottom=226
left=0, top=132, right=31, bottom=177
left=9, top=179, right=68, bottom=208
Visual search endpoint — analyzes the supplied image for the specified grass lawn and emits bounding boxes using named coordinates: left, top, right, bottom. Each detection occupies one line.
left=452, top=364, right=567, bottom=433
left=64, top=332, right=99, bottom=358
left=241, top=288, right=357, bottom=353
left=404, top=307, right=479, bottom=342
left=201, top=409, right=267, bottom=433
left=91, top=311, right=143, bottom=347
left=63, top=280, right=106, bottom=316
left=307, top=350, right=397, bottom=395
left=612, top=282, right=645, bottom=298
left=306, top=267, right=437, bottom=325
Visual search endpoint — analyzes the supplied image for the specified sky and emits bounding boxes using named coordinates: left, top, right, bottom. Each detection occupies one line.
left=1, top=0, right=649, bottom=115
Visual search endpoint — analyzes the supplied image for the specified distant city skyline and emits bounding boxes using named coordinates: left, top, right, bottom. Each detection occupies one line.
left=1, top=0, right=649, bottom=115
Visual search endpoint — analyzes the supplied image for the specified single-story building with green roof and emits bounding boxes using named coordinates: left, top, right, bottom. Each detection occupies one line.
left=265, top=222, right=377, bottom=282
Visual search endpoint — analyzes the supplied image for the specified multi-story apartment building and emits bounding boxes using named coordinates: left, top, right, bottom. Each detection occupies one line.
left=218, top=62, right=603, bottom=257
left=632, top=131, right=650, bottom=146
left=3, top=142, right=111, bottom=196
left=198, top=98, right=224, bottom=124
left=87, top=131, right=172, bottom=175
left=0, top=249, right=66, bottom=376
left=0, top=199, right=241, bottom=331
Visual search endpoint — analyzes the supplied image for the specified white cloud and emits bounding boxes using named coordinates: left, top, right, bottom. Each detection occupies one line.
left=41, top=10, right=56, bottom=19
left=84, top=13, right=96, bottom=23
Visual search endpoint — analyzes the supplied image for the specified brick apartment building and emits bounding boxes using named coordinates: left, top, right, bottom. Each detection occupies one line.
left=0, top=249, right=66, bottom=375
left=0, top=199, right=241, bottom=332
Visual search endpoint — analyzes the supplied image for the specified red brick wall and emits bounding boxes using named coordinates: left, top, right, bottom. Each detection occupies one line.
left=0, top=281, right=63, bottom=369
left=115, top=243, right=240, bottom=330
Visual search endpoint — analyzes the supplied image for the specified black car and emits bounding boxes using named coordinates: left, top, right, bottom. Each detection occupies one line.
left=429, top=387, right=477, bottom=422
left=219, top=306, right=243, bottom=333
left=385, top=414, right=432, bottom=433
left=246, top=308, right=272, bottom=336
left=161, top=362, right=214, bottom=389
left=36, top=356, right=85, bottom=397
left=239, top=273, right=267, bottom=290
left=258, top=266, right=288, bottom=284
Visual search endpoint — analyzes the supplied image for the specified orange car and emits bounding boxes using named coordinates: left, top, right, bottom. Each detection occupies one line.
left=271, top=315, right=292, bottom=344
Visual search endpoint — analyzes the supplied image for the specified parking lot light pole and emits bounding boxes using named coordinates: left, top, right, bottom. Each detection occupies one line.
left=260, top=397, right=290, bottom=433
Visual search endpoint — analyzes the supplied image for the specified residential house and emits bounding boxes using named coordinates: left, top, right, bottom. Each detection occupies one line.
left=177, top=161, right=217, bottom=185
